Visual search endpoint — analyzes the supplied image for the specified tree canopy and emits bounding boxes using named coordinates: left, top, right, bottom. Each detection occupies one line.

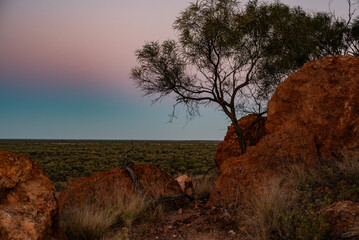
left=131, top=0, right=358, bottom=153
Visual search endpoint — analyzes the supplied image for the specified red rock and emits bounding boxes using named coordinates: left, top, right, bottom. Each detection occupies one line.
left=58, top=164, right=183, bottom=211
left=215, top=114, right=266, bottom=167
left=322, top=201, right=359, bottom=239
left=266, top=55, right=359, bottom=156
left=210, top=55, right=359, bottom=206
left=0, top=151, right=66, bottom=240
left=210, top=128, right=318, bottom=205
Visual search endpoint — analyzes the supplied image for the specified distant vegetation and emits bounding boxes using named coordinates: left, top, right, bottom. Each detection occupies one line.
left=0, top=140, right=218, bottom=183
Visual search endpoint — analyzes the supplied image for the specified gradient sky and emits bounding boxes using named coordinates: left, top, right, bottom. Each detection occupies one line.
left=0, top=0, right=354, bottom=140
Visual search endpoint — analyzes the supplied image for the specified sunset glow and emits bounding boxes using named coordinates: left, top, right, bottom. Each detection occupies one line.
left=0, top=0, right=353, bottom=139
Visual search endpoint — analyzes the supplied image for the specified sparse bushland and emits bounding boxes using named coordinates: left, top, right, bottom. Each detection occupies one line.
left=238, top=148, right=359, bottom=240
left=0, top=140, right=218, bottom=183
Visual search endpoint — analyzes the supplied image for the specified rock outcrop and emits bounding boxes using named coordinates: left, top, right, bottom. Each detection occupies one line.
left=210, top=55, right=359, bottom=205
left=215, top=114, right=266, bottom=167
left=59, top=165, right=184, bottom=211
left=266, top=55, right=359, bottom=155
left=0, top=151, right=66, bottom=240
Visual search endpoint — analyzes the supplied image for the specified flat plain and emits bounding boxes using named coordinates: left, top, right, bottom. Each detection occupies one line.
left=0, top=140, right=219, bottom=184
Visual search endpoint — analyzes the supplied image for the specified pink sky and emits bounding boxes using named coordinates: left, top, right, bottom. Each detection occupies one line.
left=0, top=0, right=351, bottom=93
left=0, top=0, right=354, bottom=139
left=0, top=1, right=191, bottom=93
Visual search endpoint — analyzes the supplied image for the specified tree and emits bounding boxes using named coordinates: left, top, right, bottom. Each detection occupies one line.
left=131, top=0, right=355, bottom=153
left=328, top=0, right=359, bottom=56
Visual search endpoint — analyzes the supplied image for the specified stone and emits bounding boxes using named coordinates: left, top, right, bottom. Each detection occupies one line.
left=266, top=55, right=359, bottom=156
left=210, top=55, right=359, bottom=206
left=176, top=175, right=193, bottom=196
left=0, top=151, right=66, bottom=240
left=228, top=230, right=236, bottom=236
left=58, top=164, right=184, bottom=211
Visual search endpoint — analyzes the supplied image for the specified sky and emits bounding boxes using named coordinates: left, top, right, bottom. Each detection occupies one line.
left=0, top=0, right=354, bottom=140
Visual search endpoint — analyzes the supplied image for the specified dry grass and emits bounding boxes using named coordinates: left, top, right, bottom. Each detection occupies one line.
left=239, top=177, right=294, bottom=240
left=193, top=171, right=217, bottom=201
left=60, top=191, right=148, bottom=240
left=336, top=149, right=359, bottom=177
left=238, top=149, right=359, bottom=240
left=285, top=163, right=324, bottom=189
left=60, top=204, right=117, bottom=240
left=343, top=222, right=359, bottom=238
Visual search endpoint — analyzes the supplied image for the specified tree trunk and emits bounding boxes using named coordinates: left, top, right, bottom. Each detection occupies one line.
left=245, top=114, right=263, bottom=146
left=231, top=117, right=247, bottom=154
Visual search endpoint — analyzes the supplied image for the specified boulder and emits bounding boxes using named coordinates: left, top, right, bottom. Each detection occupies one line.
left=266, top=55, right=359, bottom=155
left=210, top=55, right=359, bottom=205
left=176, top=175, right=193, bottom=196
left=322, top=201, right=359, bottom=239
left=58, top=165, right=184, bottom=211
left=0, top=151, right=66, bottom=240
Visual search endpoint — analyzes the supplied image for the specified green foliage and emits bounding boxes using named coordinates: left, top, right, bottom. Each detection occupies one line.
left=0, top=227, right=6, bottom=240
left=291, top=185, right=331, bottom=240
left=338, top=184, right=359, bottom=202
left=0, top=140, right=217, bottom=184
left=131, top=0, right=355, bottom=154
left=117, top=227, right=130, bottom=240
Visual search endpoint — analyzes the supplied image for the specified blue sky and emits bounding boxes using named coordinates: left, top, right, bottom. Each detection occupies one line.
left=0, top=0, right=354, bottom=140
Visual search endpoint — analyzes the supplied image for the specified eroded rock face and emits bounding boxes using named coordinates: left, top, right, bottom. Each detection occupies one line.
left=215, top=114, right=266, bottom=167
left=58, top=165, right=184, bottom=211
left=210, top=55, right=359, bottom=205
left=266, top=55, right=359, bottom=155
left=0, top=151, right=66, bottom=240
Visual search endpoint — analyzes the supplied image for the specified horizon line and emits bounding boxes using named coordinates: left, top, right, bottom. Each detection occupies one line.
left=0, top=138, right=222, bottom=142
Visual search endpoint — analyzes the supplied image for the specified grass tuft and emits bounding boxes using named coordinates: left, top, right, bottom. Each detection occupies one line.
left=60, top=191, right=148, bottom=240
left=239, top=178, right=294, bottom=240
left=193, top=171, right=217, bottom=201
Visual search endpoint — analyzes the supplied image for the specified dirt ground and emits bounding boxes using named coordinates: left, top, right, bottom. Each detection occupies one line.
left=122, top=203, right=241, bottom=240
